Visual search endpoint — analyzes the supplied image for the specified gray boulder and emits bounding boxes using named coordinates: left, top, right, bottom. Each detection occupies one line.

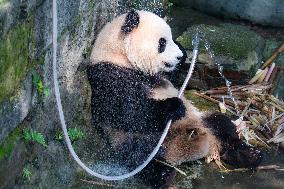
left=172, top=0, right=284, bottom=27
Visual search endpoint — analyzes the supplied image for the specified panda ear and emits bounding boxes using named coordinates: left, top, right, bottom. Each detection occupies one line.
left=153, top=8, right=165, bottom=18
left=121, top=10, right=140, bottom=34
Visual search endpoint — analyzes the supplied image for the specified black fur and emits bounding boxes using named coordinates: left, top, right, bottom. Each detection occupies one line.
left=137, top=160, right=176, bottom=189
left=121, top=10, right=140, bottom=34
left=203, top=112, right=239, bottom=142
left=87, top=62, right=186, bottom=133
left=153, top=8, right=166, bottom=18
left=203, top=112, right=262, bottom=168
left=166, top=41, right=188, bottom=85
left=174, top=41, right=187, bottom=65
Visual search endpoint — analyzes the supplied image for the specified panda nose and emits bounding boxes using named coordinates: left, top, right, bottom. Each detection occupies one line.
left=177, top=56, right=182, bottom=60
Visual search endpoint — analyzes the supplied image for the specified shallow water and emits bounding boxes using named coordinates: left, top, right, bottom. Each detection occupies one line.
left=71, top=152, right=284, bottom=189
left=194, top=153, right=284, bottom=189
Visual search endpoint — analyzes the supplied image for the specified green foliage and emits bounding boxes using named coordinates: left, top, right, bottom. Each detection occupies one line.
left=32, top=71, right=49, bottom=99
left=22, top=167, right=32, bottom=181
left=0, top=0, right=8, bottom=6
left=0, top=23, right=31, bottom=103
left=55, top=127, right=85, bottom=143
left=0, top=13, right=39, bottom=103
left=0, top=127, right=21, bottom=160
left=23, top=129, right=47, bottom=147
left=68, top=127, right=85, bottom=141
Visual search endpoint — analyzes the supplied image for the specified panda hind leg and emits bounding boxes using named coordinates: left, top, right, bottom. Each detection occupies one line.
left=203, top=112, right=263, bottom=168
left=136, top=159, right=176, bottom=189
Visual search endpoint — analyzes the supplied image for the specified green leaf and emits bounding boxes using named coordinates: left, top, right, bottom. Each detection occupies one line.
left=22, top=167, right=32, bottom=181
left=22, top=129, right=47, bottom=147
left=55, top=128, right=85, bottom=143
left=43, top=87, right=50, bottom=97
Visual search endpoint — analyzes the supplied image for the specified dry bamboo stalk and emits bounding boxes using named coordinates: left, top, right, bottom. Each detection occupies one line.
left=264, top=113, right=284, bottom=128
left=231, top=86, right=248, bottom=92
left=195, top=92, right=238, bottom=115
left=268, top=66, right=279, bottom=83
left=257, top=67, right=269, bottom=83
left=247, top=109, right=261, bottom=114
left=210, top=94, right=241, bottom=99
left=80, top=179, right=116, bottom=187
left=206, top=89, right=227, bottom=95
left=220, top=165, right=284, bottom=173
left=195, top=85, right=284, bottom=147
left=256, top=165, right=284, bottom=171
left=264, top=63, right=276, bottom=82
left=261, top=43, right=284, bottom=69
left=194, top=92, right=220, bottom=104
left=251, top=100, right=270, bottom=115
left=269, top=95, right=284, bottom=107
left=269, top=102, right=284, bottom=112
left=249, top=69, right=264, bottom=84
left=155, top=159, right=187, bottom=176
left=240, top=99, right=252, bottom=118
left=219, top=168, right=249, bottom=173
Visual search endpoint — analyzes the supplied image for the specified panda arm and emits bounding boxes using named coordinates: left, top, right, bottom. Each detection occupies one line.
left=87, top=63, right=185, bottom=133
left=151, top=97, right=186, bottom=125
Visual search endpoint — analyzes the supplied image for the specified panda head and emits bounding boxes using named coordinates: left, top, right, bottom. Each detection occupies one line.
left=91, top=10, right=183, bottom=75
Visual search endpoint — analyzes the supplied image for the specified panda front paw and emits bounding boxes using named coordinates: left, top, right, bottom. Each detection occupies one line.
left=164, top=97, right=186, bottom=122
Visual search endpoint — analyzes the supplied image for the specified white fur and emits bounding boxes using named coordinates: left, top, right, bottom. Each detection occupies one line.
left=90, top=11, right=183, bottom=75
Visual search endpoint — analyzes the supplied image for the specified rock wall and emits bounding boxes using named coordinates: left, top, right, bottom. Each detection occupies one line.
left=172, top=0, right=284, bottom=28
left=0, top=0, right=120, bottom=187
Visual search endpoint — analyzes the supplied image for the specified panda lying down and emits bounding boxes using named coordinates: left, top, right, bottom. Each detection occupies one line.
left=87, top=10, right=262, bottom=188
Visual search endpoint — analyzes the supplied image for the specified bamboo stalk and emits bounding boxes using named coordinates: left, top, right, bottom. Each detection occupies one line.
left=257, top=67, right=269, bottom=83
left=264, top=63, right=276, bottom=82
left=268, top=66, right=279, bottom=83
left=269, top=95, right=284, bottom=107
left=80, top=179, right=116, bottom=187
left=261, top=43, right=284, bottom=69
left=194, top=92, right=220, bottom=104
left=155, top=159, right=187, bottom=176
left=249, top=69, right=264, bottom=84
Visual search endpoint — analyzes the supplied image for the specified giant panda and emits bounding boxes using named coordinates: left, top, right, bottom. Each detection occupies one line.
left=87, top=10, right=262, bottom=188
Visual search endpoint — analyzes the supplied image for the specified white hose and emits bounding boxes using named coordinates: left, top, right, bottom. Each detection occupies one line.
left=52, top=0, right=199, bottom=181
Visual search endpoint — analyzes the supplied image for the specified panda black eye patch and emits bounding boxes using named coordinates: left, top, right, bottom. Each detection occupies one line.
left=158, top=38, right=167, bottom=53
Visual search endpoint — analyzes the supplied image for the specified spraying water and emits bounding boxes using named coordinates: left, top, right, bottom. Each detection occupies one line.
left=202, top=36, right=241, bottom=117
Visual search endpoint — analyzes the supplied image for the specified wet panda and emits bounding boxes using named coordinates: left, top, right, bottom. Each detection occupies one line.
left=87, top=10, right=262, bottom=188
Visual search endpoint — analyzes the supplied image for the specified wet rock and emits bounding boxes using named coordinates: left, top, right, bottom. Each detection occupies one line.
left=175, top=23, right=265, bottom=89
left=0, top=73, right=33, bottom=144
left=168, top=6, right=221, bottom=38
left=118, top=0, right=168, bottom=14
left=275, top=74, right=284, bottom=99
left=0, top=140, right=28, bottom=188
left=171, top=0, right=284, bottom=28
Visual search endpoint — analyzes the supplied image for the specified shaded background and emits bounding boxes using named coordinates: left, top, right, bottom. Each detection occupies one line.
left=0, top=0, right=283, bottom=188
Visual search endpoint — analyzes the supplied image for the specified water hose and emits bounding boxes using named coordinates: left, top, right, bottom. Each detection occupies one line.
left=52, top=0, right=200, bottom=181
